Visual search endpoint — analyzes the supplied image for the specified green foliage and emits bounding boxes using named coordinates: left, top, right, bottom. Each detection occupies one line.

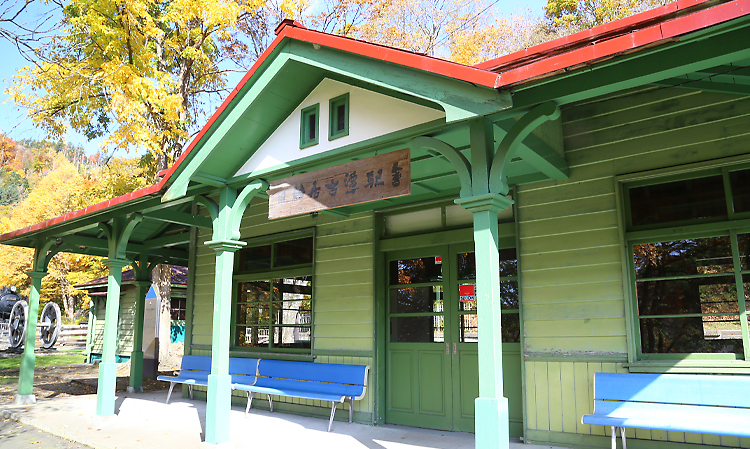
left=0, top=353, right=85, bottom=371
left=544, top=0, right=670, bottom=30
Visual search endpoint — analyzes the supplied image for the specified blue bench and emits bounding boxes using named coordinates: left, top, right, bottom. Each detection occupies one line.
left=233, top=359, right=369, bottom=432
left=157, top=354, right=211, bottom=403
left=158, top=355, right=369, bottom=432
left=582, top=372, right=750, bottom=449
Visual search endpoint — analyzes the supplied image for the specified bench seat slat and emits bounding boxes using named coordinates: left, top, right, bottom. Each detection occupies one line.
left=233, top=385, right=350, bottom=403
left=251, top=377, right=364, bottom=397
left=157, top=373, right=210, bottom=386
left=583, top=400, right=750, bottom=438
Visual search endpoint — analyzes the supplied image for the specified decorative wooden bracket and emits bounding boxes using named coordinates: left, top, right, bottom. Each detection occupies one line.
left=196, top=179, right=269, bottom=243
left=31, top=237, right=69, bottom=273
left=490, top=102, right=563, bottom=195
left=98, top=213, right=144, bottom=260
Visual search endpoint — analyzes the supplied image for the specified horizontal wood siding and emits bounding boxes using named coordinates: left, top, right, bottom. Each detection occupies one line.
left=525, top=360, right=750, bottom=447
left=189, top=198, right=375, bottom=417
left=521, top=88, right=750, bottom=447
left=90, top=287, right=135, bottom=356
left=519, top=88, right=750, bottom=356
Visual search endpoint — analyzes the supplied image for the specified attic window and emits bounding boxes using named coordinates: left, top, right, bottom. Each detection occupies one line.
left=300, top=104, right=319, bottom=149
left=329, top=93, right=349, bottom=140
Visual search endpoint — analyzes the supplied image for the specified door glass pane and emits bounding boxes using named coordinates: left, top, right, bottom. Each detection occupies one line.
left=636, top=276, right=738, bottom=316
left=633, top=237, right=734, bottom=279
left=730, top=169, right=750, bottom=213
left=502, top=313, right=521, bottom=343
left=390, top=317, right=444, bottom=342
left=739, top=233, right=750, bottom=270
left=500, top=280, right=519, bottom=309
left=238, top=245, right=272, bottom=272
left=640, top=317, right=743, bottom=354
left=457, top=248, right=517, bottom=280
left=274, top=237, right=314, bottom=267
left=459, top=314, right=477, bottom=342
left=629, top=175, right=726, bottom=226
left=390, top=257, right=442, bottom=285
left=390, top=286, right=443, bottom=313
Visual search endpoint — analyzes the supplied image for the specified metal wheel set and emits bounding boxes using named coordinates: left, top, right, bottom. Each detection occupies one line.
left=1, top=286, right=62, bottom=349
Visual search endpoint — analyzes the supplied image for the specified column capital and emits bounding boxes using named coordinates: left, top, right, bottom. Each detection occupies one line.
left=102, top=258, right=130, bottom=269
left=454, top=193, right=514, bottom=213
left=25, top=271, right=48, bottom=280
left=132, top=280, right=152, bottom=287
left=205, top=239, right=246, bottom=252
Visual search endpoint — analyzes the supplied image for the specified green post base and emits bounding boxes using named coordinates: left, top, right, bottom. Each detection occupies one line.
left=17, top=350, right=37, bottom=396
left=96, top=361, right=118, bottom=416
left=129, top=350, right=144, bottom=391
left=205, top=374, right=232, bottom=445
left=475, top=397, right=509, bottom=449
left=12, top=394, right=36, bottom=405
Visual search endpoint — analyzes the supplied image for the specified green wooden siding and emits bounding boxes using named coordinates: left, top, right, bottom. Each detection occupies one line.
left=519, top=87, right=750, bottom=447
left=190, top=198, right=375, bottom=419
left=90, top=288, right=135, bottom=356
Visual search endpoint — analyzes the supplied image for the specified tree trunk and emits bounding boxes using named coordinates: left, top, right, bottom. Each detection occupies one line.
left=152, top=264, right=172, bottom=366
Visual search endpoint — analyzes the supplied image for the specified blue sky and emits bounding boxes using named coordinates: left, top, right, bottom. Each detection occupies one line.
left=0, top=0, right=547, bottom=157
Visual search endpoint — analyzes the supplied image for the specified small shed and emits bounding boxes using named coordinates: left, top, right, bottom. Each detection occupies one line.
left=74, top=266, right=188, bottom=363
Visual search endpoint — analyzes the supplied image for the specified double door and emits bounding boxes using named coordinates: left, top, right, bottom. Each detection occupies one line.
left=385, top=244, right=522, bottom=435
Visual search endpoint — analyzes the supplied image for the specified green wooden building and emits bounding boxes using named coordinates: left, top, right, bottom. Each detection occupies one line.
left=3, top=0, right=750, bottom=447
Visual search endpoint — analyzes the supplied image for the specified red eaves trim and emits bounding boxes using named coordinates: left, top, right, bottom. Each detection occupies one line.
left=0, top=184, right=161, bottom=242
left=486, top=0, right=750, bottom=87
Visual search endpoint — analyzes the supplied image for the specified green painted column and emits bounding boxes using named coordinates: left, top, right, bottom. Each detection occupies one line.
left=128, top=280, right=151, bottom=393
left=97, top=258, right=130, bottom=416
left=204, top=239, right=244, bottom=445
left=15, top=271, right=47, bottom=404
left=456, top=194, right=513, bottom=449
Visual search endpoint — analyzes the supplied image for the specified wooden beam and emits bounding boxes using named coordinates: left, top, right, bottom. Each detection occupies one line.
left=143, top=232, right=191, bottom=249
left=143, top=210, right=212, bottom=229
left=62, top=235, right=189, bottom=261
left=493, top=119, right=569, bottom=182
left=653, top=78, right=750, bottom=95
left=192, top=172, right=229, bottom=187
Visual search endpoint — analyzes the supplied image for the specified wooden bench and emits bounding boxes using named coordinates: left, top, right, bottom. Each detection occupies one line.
left=232, top=359, right=369, bottom=432
left=158, top=354, right=212, bottom=403
left=582, top=372, right=750, bottom=449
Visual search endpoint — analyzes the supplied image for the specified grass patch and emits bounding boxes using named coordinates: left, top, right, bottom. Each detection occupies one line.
left=0, top=353, right=85, bottom=370
left=0, top=376, right=16, bottom=384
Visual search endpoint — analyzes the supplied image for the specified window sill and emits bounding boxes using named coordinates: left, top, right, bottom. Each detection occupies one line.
left=229, top=350, right=315, bottom=361
left=626, top=360, right=750, bottom=374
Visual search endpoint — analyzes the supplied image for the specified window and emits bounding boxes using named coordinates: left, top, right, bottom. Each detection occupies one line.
left=299, top=104, right=319, bottom=148
left=624, top=167, right=750, bottom=360
left=233, top=233, right=314, bottom=352
left=170, top=297, right=186, bottom=320
left=328, top=93, right=349, bottom=140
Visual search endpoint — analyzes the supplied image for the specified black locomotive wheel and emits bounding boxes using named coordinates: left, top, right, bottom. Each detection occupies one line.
left=8, top=300, right=27, bottom=349
left=39, top=302, right=61, bottom=349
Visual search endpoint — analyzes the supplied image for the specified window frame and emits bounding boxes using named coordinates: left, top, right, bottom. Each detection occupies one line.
left=299, top=103, right=320, bottom=149
left=619, top=162, right=750, bottom=369
left=231, top=230, right=315, bottom=354
left=328, top=93, right=349, bottom=140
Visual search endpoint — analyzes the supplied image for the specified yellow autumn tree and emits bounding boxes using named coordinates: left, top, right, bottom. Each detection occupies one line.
left=8, top=0, right=265, bottom=171
left=544, top=0, right=671, bottom=30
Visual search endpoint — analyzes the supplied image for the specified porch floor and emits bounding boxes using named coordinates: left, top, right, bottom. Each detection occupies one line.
left=0, top=390, right=565, bottom=449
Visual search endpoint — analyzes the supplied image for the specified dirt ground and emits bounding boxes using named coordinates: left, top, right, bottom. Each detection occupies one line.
left=0, top=343, right=184, bottom=406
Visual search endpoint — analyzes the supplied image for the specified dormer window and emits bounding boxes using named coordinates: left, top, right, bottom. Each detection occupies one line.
left=300, top=104, right=319, bottom=148
left=329, top=93, right=349, bottom=140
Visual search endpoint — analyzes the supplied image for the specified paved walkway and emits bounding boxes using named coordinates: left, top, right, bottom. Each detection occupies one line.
left=0, top=390, right=565, bottom=449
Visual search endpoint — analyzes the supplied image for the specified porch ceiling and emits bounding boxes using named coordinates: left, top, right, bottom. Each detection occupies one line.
left=652, top=58, right=750, bottom=96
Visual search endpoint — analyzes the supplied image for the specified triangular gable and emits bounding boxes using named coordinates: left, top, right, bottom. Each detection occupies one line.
left=234, top=79, right=446, bottom=176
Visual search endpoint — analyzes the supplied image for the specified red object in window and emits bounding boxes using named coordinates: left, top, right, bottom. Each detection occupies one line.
left=460, top=284, right=476, bottom=301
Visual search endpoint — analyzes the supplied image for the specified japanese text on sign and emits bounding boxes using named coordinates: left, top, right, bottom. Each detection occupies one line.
left=268, top=149, right=411, bottom=219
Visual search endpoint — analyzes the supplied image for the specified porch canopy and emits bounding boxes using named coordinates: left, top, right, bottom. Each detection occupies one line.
left=2, top=0, right=750, bottom=447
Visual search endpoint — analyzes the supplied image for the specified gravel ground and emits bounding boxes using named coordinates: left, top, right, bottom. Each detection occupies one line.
left=0, top=343, right=184, bottom=406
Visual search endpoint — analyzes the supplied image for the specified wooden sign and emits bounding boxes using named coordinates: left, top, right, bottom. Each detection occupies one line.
left=268, top=149, right=410, bottom=219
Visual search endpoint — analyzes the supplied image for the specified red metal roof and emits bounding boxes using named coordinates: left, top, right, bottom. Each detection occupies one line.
left=1, top=0, right=749, bottom=242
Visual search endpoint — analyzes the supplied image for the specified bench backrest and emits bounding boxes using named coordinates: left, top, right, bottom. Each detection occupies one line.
left=180, top=355, right=212, bottom=372
left=594, top=372, right=750, bottom=408
left=257, top=360, right=369, bottom=399
left=229, top=357, right=259, bottom=385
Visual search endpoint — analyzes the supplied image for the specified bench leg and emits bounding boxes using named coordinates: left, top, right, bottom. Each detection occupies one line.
left=166, top=383, right=176, bottom=404
left=620, top=427, right=627, bottom=449
left=245, top=392, right=254, bottom=417
left=188, top=384, right=193, bottom=400
left=611, top=426, right=616, bottom=449
left=611, top=427, right=627, bottom=449
left=348, top=397, right=353, bottom=423
left=267, top=394, right=273, bottom=412
left=328, top=402, right=338, bottom=432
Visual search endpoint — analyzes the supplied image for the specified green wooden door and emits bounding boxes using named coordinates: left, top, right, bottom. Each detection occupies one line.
left=385, top=245, right=523, bottom=436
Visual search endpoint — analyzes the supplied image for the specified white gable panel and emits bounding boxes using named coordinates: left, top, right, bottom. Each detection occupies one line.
left=234, top=78, right=445, bottom=177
